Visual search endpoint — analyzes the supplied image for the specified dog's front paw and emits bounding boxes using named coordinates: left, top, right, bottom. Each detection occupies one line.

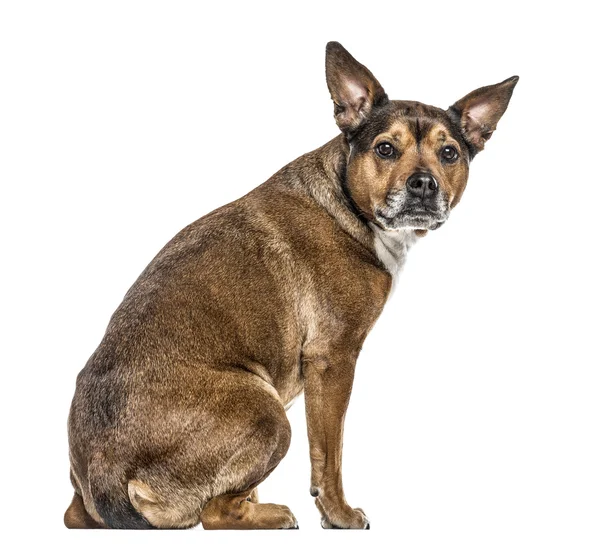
left=319, top=505, right=370, bottom=529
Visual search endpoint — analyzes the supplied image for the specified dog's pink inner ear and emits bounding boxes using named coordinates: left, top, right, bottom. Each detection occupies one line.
left=333, top=78, right=370, bottom=128
left=467, top=103, right=494, bottom=129
left=342, top=80, right=368, bottom=111
left=462, top=101, right=499, bottom=150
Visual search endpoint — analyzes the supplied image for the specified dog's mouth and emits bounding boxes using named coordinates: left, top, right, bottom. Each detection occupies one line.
left=374, top=192, right=449, bottom=231
left=375, top=207, right=447, bottom=231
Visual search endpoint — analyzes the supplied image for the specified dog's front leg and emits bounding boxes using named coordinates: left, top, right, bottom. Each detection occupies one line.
left=303, top=352, right=369, bottom=529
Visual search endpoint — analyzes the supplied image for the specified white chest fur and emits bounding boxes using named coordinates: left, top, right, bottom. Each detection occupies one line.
left=369, top=224, right=418, bottom=276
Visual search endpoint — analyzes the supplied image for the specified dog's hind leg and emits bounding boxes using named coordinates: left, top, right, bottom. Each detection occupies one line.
left=197, top=415, right=297, bottom=529
left=86, top=370, right=296, bottom=529
left=196, top=374, right=297, bottom=529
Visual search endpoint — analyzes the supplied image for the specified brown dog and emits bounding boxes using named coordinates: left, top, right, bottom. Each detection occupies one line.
left=65, top=42, right=517, bottom=530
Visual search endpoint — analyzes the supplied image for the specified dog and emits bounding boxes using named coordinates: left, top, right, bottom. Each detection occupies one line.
left=65, top=41, right=518, bottom=530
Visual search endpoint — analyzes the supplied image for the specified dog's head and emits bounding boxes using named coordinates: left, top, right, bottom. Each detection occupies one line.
left=326, top=42, right=518, bottom=233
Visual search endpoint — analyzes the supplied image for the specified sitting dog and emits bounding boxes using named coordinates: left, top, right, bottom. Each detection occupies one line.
left=65, top=41, right=517, bottom=530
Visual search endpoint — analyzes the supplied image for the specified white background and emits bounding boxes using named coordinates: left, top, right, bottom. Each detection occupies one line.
left=1, top=1, right=598, bottom=552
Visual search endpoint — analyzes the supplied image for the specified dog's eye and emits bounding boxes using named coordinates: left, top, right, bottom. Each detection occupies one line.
left=440, top=145, right=459, bottom=163
left=375, top=142, right=395, bottom=158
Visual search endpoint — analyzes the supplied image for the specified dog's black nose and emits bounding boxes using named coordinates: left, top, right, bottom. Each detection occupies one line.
left=406, top=172, right=438, bottom=199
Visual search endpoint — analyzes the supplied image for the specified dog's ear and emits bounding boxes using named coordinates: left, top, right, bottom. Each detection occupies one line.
left=325, top=42, right=388, bottom=136
left=449, top=76, right=519, bottom=156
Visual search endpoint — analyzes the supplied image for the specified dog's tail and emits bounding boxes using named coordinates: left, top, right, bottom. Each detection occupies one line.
left=88, top=452, right=155, bottom=530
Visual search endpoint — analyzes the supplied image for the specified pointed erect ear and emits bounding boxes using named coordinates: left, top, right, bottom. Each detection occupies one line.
left=449, top=76, right=519, bottom=156
left=325, top=42, right=388, bottom=136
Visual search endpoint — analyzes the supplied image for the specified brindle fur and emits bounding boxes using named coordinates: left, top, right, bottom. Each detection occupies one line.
left=66, top=42, right=517, bottom=530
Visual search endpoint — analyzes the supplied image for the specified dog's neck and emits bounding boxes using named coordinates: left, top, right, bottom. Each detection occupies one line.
left=285, top=135, right=374, bottom=250
left=282, top=134, right=417, bottom=274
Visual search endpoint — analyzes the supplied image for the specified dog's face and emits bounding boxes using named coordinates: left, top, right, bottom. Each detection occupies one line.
left=344, top=101, right=470, bottom=232
left=326, top=42, right=518, bottom=232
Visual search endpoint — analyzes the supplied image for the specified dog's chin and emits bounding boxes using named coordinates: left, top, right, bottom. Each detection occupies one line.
left=374, top=210, right=447, bottom=232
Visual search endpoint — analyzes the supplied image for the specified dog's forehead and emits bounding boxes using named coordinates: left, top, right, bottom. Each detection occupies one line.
left=352, top=100, right=464, bottom=151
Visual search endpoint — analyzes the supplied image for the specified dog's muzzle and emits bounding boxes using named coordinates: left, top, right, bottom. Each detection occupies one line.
left=375, top=173, right=449, bottom=231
